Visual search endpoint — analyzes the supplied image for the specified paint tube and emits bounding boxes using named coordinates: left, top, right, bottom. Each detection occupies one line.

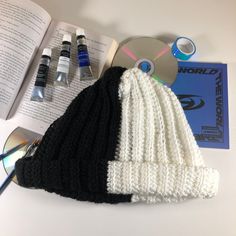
left=31, top=48, right=52, bottom=102
left=54, top=34, right=72, bottom=87
left=76, top=28, right=94, bottom=80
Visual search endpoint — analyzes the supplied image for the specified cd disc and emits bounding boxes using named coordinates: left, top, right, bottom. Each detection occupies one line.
left=2, top=127, right=42, bottom=184
left=112, top=37, right=178, bottom=85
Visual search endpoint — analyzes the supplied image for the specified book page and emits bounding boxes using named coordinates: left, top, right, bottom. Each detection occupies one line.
left=0, top=0, right=51, bottom=119
left=9, top=21, right=118, bottom=134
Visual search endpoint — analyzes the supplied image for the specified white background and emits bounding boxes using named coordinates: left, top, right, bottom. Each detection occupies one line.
left=0, top=0, right=236, bottom=235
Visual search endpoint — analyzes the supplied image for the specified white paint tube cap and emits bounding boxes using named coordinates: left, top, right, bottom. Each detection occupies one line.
left=63, top=34, right=72, bottom=43
left=42, top=48, right=52, bottom=57
left=76, top=28, right=85, bottom=36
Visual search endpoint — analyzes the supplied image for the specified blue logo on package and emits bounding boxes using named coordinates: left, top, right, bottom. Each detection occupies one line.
left=171, top=62, right=229, bottom=149
left=177, top=94, right=205, bottom=110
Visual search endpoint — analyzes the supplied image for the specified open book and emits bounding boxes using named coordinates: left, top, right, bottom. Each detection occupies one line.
left=0, top=0, right=118, bottom=134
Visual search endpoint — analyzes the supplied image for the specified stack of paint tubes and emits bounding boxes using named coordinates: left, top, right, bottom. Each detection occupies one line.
left=31, top=29, right=93, bottom=102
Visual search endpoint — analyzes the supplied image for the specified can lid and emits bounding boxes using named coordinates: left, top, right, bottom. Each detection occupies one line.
left=76, top=28, right=85, bottom=36
left=42, top=48, right=52, bottom=57
left=63, top=34, right=72, bottom=43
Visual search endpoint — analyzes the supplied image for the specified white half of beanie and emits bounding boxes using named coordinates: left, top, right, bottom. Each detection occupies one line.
left=107, top=68, right=219, bottom=203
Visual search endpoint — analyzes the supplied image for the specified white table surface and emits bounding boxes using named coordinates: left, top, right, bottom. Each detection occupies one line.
left=0, top=0, right=236, bottom=235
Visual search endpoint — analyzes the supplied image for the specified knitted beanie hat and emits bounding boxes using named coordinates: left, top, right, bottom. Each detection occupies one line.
left=15, top=67, right=219, bottom=204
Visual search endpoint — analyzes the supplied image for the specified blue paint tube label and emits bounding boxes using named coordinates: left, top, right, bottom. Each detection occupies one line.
left=77, top=37, right=91, bottom=67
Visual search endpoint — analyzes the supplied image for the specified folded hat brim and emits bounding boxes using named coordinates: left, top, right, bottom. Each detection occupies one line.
left=15, top=157, right=132, bottom=203
left=107, top=161, right=219, bottom=203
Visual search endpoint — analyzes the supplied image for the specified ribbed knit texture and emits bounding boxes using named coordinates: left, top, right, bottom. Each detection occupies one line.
left=15, top=67, right=219, bottom=204
left=15, top=67, right=131, bottom=204
left=107, top=68, right=219, bottom=203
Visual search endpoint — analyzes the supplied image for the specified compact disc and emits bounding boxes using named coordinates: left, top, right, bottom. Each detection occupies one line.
left=2, top=127, right=42, bottom=184
left=112, top=37, right=178, bottom=85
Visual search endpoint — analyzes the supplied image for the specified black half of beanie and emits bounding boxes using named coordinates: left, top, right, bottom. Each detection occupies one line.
left=15, top=67, right=132, bottom=204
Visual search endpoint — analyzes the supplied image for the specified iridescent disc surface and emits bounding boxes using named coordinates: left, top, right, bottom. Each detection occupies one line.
left=112, top=37, right=178, bottom=85
left=2, top=127, right=42, bottom=184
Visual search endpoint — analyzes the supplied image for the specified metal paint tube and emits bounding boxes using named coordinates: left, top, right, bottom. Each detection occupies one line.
left=54, top=34, right=72, bottom=87
left=76, top=28, right=94, bottom=80
left=172, top=37, right=196, bottom=60
left=31, top=48, right=52, bottom=102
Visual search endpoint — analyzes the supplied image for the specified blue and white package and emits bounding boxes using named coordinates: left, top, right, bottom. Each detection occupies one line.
left=171, top=61, right=229, bottom=149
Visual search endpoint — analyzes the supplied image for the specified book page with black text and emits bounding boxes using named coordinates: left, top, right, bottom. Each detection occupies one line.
left=0, top=0, right=51, bottom=119
left=9, top=21, right=118, bottom=134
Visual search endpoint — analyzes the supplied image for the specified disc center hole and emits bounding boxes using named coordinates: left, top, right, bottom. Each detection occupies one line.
left=135, top=59, right=155, bottom=75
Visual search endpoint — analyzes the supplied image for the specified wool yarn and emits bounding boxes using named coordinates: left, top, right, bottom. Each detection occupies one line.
left=15, top=67, right=219, bottom=203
